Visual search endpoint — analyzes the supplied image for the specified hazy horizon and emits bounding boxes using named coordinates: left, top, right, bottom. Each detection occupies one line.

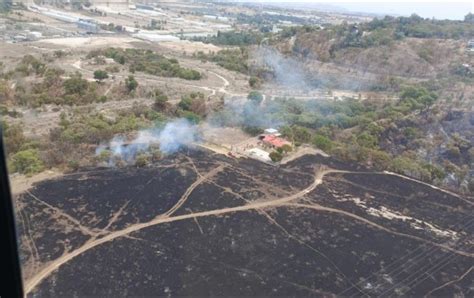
left=240, top=1, right=473, bottom=20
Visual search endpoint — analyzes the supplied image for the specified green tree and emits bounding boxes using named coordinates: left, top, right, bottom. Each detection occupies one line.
left=93, top=70, right=109, bottom=82
left=247, top=91, right=263, bottom=104
left=124, top=75, right=138, bottom=93
left=292, top=126, right=311, bottom=144
left=357, top=132, right=378, bottom=149
left=63, top=73, right=88, bottom=95
left=151, top=89, right=168, bottom=111
left=313, top=134, right=333, bottom=152
left=178, top=95, right=193, bottom=111
left=249, top=76, right=260, bottom=88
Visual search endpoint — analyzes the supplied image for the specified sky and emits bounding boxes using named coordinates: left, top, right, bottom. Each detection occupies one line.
left=243, top=1, right=474, bottom=20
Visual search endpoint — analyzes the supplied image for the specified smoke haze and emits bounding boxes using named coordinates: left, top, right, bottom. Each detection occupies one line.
left=96, top=118, right=199, bottom=165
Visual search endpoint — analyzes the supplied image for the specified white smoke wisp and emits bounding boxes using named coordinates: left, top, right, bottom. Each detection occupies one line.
left=157, top=118, right=199, bottom=154
left=253, top=46, right=310, bottom=89
left=96, top=118, right=199, bottom=166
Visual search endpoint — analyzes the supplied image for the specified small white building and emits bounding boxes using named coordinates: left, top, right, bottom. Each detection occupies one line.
left=264, top=128, right=281, bottom=136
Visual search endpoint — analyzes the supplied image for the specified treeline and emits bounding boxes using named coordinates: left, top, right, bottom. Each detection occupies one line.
left=87, top=48, right=201, bottom=80
left=191, top=30, right=263, bottom=46
left=335, top=14, right=474, bottom=48
left=2, top=103, right=167, bottom=175
left=235, top=12, right=310, bottom=31
left=285, top=13, right=474, bottom=53
left=193, top=48, right=248, bottom=74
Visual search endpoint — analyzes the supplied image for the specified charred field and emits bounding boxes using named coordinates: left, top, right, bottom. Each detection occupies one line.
left=15, top=149, right=474, bottom=297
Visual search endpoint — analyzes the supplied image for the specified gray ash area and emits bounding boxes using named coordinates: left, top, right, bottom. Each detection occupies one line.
left=15, top=149, right=474, bottom=297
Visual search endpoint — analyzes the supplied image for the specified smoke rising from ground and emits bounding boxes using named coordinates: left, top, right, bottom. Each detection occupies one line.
left=253, top=46, right=310, bottom=89
left=96, top=46, right=369, bottom=166
left=96, top=118, right=199, bottom=165
left=253, top=45, right=370, bottom=91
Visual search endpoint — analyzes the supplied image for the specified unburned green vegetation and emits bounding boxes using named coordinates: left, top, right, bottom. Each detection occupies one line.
left=193, top=48, right=248, bottom=74
left=191, top=30, right=263, bottom=46
left=87, top=48, right=201, bottom=80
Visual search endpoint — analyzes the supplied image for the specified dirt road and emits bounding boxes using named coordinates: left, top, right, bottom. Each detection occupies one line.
left=24, top=166, right=474, bottom=294
left=24, top=166, right=328, bottom=294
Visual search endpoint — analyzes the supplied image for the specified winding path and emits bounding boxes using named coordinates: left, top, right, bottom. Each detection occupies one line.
left=24, top=167, right=328, bottom=294
left=24, top=166, right=474, bottom=295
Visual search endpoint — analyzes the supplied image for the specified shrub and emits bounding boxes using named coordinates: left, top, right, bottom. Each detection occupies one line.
left=292, top=126, right=312, bottom=144
left=3, top=123, right=25, bottom=155
left=312, top=134, right=333, bottom=152
left=63, top=73, right=88, bottom=95
left=357, top=132, right=378, bottom=149
left=93, top=70, right=109, bottom=82
left=124, top=75, right=138, bottom=93
left=269, top=151, right=283, bottom=162
left=135, top=153, right=150, bottom=167
left=280, top=144, right=293, bottom=153
left=10, top=149, right=44, bottom=175
left=247, top=91, right=263, bottom=104
left=152, top=89, right=169, bottom=111
left=249, top=76, right=260, bottom=88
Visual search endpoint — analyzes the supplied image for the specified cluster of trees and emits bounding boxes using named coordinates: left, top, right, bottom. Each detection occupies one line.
left=235, top=13, right=309, bottom=31
left=384, top=86, right=438, bottom=117
left=299, top=13, right=474, bottom=55
left=2, top=55, right=46, bottom=78
left=88, top=48, right=201, bottom=80
left=269, top=144, right=292, bottom=162
left=214, top=83, right=448, bottom=183
left=194, top=48, right=248, bottom=74
left=177, top=92, right=206, bottom=123
left=53, top=110, right=156, bottom=145
left=191, top=30, right=263, bottom=46
left=2, top=121, right=44, bottom=175
left=0, top=55, right=116, bottom=107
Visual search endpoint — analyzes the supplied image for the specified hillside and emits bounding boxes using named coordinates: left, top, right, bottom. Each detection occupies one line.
left=276, top=15, right=474, bottom=83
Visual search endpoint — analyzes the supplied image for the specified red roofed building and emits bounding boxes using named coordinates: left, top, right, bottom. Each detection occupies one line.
left=261, top=135, right=291, bottom=149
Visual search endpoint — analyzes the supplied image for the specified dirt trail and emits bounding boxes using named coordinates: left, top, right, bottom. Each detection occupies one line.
left=24, top=167, right=472, bottom=294
left=160, top=165, right=225, bottom=218
left=73, top=59, right=234, bottom=98
left=286, top=203, right=474, bottom=258
left=24, top=167, right=327, bottom=294
left=382, top=171, right=473, bottom=205
left=26, top=191, right=99, bottom=237
left=424, top=266, right=473, bottom=297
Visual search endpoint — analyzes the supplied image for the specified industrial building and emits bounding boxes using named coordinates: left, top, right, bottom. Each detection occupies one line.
left=77, top=19, right=100, bottom=34
left=91, top=0, right=132, bottom=11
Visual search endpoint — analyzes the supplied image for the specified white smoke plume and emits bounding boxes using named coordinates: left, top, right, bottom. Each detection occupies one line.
left=96, top=118, right=199, bottom=165
left=158, top=118, right=199, bottom=153
left=253, top=46, right=310, bottom=89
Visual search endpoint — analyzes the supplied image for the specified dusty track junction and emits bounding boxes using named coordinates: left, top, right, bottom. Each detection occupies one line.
left=16, top=149, right=474, bottom=297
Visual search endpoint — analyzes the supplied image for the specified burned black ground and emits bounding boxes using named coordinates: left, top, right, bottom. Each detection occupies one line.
left=15, top=150, right=474, bottom=297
